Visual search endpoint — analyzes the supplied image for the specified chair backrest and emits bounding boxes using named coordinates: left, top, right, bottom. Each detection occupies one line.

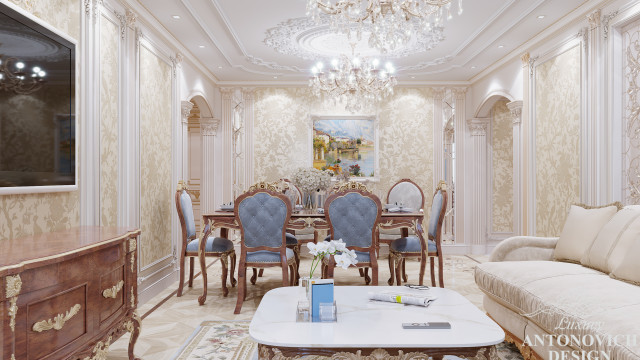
left=387, top=179, right=424, bottom=211
left=325, top=185, right=382, bottom=249
left=235, top=183, right=292, bottom=250
left=175, top=184, right=197, bottom=241
left=427, top=182, right=448, bottom=241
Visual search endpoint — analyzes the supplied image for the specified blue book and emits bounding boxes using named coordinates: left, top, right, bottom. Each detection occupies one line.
left=311, top=280, right=334, bottom=322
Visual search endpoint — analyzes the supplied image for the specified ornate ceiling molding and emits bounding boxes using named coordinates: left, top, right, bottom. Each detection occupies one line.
left=263, top=17, right=456, bottom=70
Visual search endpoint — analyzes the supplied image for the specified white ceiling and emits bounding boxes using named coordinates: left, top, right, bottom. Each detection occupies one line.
left=136, top=0, right=590, bottom=84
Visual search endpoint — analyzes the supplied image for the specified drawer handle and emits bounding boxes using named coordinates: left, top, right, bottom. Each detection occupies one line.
left=102, top=280, right=125, bottom=299
left=32, top=304, right=81, bottom=333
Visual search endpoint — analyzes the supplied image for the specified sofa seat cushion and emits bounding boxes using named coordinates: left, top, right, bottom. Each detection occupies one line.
left=476, top=261, right=640, bottom=360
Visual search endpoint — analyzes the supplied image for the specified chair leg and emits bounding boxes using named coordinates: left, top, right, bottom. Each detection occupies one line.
left=418, top=252, right=427, bottom=286
left=258, top=269, right=264, bottom=277
left=387, top=253, right=395, bottom=286
left=438, top=254, right=445, bottom=288
left=177, top=254, right=186, bottom=297
left=395, top=258, right=403, bottom=287
left=281, top=263, right=289, bottom=287
left=198, top=253, right=208, bottom=306
left=188, top=257, right=195, bottom=288
left=234, top=262, right=246, bottom=314
left=251, top=268, right=258, bottom=285
left=402, top=259, right=408, bottom=283
left=293, top=245, right=301, bottom=285
left=359, top=268, right=365, bottom=277
left=230, top=252, right=237, bottom=287
left=220, top=254, right=229, bottom=297
left=289, top=264, right=295, bottom=286
left=430, top=256, right=436, bottom=287
left=371, top=262, right=378, bottom=286
left=363, top=267, right=371, bottom=285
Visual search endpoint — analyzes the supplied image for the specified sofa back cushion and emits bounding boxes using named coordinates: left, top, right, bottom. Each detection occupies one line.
left=607, top=214, right=640, bottom=272
left=553, top=204, right=619, bottom=263
left=581, top=206, right=640, bottom=272
left=610, top=237, right=640, bottom=285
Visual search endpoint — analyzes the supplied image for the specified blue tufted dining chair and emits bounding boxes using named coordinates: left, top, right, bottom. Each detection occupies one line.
left=323, top=183, right=382, bottom=285
left=234, top=183, right=297, bottom=314
left=175, top=182, right=236, bottom=302
left=388, top=181, right=447, bottom=287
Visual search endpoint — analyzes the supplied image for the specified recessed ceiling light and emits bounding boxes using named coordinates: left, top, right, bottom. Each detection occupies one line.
left=471, top=66, right=476, bottom=69
left=172, top=15, right=180, bottom=19
left=217, top=66, right=222, bottom=69
left=537, top=15, right=545, bottom=19
left=498, top=45, right=504, bottom=48
left=411, top=76, right=416, bottom=79
left=199, top=45, right=205, bottom=48
left=273, top=76, right=278, bottom=79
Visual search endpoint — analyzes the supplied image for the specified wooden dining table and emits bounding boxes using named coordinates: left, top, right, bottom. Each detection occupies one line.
left=198, top=209, right=427, bottom=304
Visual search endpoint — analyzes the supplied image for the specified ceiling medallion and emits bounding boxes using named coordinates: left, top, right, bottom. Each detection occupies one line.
left=264, top=17, right=445, bottom=61
left=306, top=0, right=463, bottom=53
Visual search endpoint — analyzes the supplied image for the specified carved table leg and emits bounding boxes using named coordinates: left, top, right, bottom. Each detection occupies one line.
left=128, top=311, right=142, bottom=360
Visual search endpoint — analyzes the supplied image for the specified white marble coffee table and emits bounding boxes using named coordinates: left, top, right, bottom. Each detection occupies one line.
left=250, top=286, right=504, bottom=359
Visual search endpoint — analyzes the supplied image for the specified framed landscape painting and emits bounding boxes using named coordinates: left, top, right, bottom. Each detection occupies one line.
left=312, top=117, right=377, bottom=178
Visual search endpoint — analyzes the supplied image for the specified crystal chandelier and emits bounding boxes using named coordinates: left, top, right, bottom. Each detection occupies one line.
left=0, top=56, right=47, bottom=95
left=310, top=53, right=397, bottom=113
left=306, top=0, right=463, bottom=53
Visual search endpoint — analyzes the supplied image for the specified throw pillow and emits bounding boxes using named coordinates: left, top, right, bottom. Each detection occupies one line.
left=581, top=206, right=640, bottom=272
left=553, top=203, right=620, bottom=263
left=607, top=213, right=640, bottom=271
left=610, top=236, right=640, bottom=285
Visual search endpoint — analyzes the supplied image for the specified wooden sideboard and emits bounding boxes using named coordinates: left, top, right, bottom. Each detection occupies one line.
left=0, top=227, right=141, bottom=360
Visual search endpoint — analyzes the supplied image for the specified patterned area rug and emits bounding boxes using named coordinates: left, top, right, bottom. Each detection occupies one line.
left=173, top=321, right=523, bottom=360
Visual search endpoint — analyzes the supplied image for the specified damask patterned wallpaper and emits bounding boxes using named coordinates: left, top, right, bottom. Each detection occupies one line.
left=99, top=17, right=119, bottom=227
left=253, top=87, right=434, bottom=217
left=535, top=46, right=581, bottom=237
left=139, top=46, right=173, bottom=269
left=623, top=19, right=640, bottom=204
left=0, top=0, right=80, bottom=241
left=491, top=100, right=513, bottom=233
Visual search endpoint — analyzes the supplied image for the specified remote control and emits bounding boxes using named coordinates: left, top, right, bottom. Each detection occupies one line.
left=402, top=322, right=451, bottom=329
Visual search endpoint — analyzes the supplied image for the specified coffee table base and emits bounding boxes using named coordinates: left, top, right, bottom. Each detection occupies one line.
left=258, top=344, right=499, bottom=360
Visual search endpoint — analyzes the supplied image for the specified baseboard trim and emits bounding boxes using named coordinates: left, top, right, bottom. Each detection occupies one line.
left=138, top=265, right=178, bottom=306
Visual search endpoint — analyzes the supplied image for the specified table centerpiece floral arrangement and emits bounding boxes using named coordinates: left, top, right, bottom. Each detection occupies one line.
left=306, top=239, right=358, bottom=279
left=291, top=167, right=332, bottom=209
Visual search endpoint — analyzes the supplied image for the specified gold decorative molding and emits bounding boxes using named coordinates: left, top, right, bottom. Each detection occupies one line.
left=6, top=274, right=22, bottom=332
left=82, top=335, right=113, bottom=360
left=247, top=181, right=281, bottom=193
left=131, top=287, right=135, bottom=308
left=177, top=180, right=189, bottom=192
left=259, top=345, right=498, bottom=360
left=128, top=238, right=137, bottom=252
left=333, top=181, right=370, bottom=193
left=6, top=274, right=22, bottom=298
left=32, top=304, right=82, bottom=333
left=436, top=180, right=447, bottom=191
left=102, top=280, right=124, bottom=299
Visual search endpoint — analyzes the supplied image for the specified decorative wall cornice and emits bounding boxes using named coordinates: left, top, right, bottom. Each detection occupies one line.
left=467, top=118, right=490, bottom=136
left=506, top=100, right=523, bottom=125
left=201, top=117, right=221, bottom=136
left=125, top=8, right=137, bottom=29
left=602, top=11, right=619, bottom=40
left=241, top=88, right=255, bottom=100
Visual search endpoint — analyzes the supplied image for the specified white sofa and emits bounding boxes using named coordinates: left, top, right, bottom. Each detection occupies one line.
left=475, top=205, right=640, bottom=360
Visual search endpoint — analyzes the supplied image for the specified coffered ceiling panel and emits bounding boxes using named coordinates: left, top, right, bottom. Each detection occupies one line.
left=136, top=0, right=590, bottom=84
